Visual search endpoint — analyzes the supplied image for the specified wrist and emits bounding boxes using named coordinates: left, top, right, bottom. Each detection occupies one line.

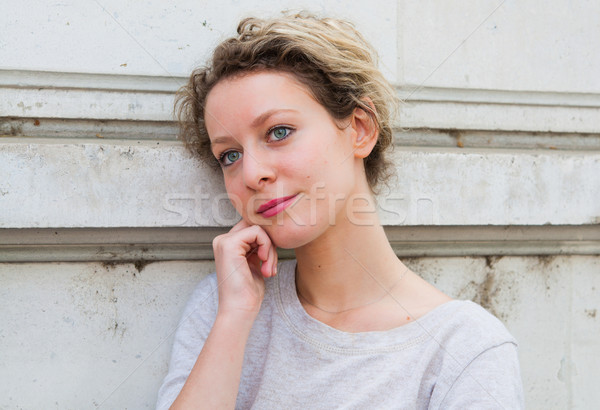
left=215, top=309, right=258, bottom=333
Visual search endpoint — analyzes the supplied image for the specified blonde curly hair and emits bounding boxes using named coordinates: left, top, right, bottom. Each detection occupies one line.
left=175, top=12, right=398, bottom=192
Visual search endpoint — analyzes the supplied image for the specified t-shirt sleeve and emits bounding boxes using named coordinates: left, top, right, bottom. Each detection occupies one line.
left=155, top=273, right=219, bottom=410
left=437, top=341, right=524, bottom=409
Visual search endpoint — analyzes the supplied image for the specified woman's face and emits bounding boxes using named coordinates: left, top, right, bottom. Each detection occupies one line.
left=205, top=70, right=365, bottom=249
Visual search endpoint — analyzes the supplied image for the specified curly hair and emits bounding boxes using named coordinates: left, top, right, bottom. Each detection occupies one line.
left=175, top=12, right=398, bottom=192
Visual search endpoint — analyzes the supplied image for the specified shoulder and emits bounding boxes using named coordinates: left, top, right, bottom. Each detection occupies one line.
left=419, top=300, right=519, bottom=387
left=156, top=273, right=220, bottom=409
left=427, top=300, right=517, bottom=352
left=185, top=272, right=219, bottom=309
left=174, top=272, right=220, bottom=344
left=424, top=300, right=524, bottom=408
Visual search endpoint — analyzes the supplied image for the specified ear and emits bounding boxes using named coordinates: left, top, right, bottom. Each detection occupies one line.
left=350, top=98, right=378, bottom=159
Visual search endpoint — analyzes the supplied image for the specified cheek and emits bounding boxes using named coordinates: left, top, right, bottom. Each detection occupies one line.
left=289, top=158, right=322, bottom=187
left=223, top=179, right=245, bottom=214
left=300, top=145, right=331, bottom=177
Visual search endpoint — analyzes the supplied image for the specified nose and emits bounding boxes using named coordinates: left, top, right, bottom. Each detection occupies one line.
left=242, top=149, right=276, bottom=190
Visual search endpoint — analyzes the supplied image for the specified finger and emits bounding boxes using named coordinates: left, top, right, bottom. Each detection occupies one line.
left=227, top=224, right=271, bottom=263
left=270, top=245, right=276, bottom=277
left=264, top=244, right=277, bottom=277
left=250, top=225, right=272, bottom=263
left=272, top=245, right=278, bottom=276
left=229, top=218, right=251, bottom=234
left=261, top=242, right=275, bottom=278
left=246, top=250, right=261, bottom=276
left=242, top=226, right=274, bottom=278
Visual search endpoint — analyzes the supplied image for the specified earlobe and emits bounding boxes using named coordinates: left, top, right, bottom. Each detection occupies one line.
left=352, top=98, right=378, bottom=159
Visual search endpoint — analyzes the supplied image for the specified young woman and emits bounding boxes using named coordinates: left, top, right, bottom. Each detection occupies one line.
left=157, top=13, right=524, bottom=409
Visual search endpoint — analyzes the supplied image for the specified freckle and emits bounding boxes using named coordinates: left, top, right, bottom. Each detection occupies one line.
left=406, top=316, right=411, bottom=321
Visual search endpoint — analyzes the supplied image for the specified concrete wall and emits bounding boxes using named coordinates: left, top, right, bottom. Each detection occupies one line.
left=1, top=1, right=599, bottom=408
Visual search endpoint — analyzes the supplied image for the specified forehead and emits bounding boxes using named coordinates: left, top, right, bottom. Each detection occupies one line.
left=211, top=69, right=313, bottom=97
left=204, top=71, right=320, bottom=131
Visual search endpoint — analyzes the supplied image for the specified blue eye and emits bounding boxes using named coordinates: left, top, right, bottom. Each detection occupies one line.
left=220, top=150, right=242, bottom=166
left=269, top=126, right=292, bottom=141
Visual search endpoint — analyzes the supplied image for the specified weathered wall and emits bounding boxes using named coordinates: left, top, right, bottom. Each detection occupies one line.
left=2, top=257, right=599, bottom=408
left=1, top=0, right=599, bottom=409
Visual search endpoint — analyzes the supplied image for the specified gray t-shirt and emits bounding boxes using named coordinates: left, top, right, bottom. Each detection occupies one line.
left=157, top=260, right=524, bottom=409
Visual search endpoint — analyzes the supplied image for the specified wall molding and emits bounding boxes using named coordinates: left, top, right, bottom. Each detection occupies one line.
left=0, top=69, right=182, bottom=92
left=2, top=69, right=600, bottom=133
left=4, top=69, right=600, bottom=106
left=2, top=139, right=599, bottom=228
left=0, top=225, right=598, bottom=262
left=398, top=85, right=600, bottom=108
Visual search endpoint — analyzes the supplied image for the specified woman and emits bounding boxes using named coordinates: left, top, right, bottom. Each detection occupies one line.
left=157, top=13, right=523, bottom=409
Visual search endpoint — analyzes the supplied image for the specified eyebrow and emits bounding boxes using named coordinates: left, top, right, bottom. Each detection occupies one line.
left=251, top=108, right=298, bottom=128
left=210, top=108, right=299, bottom=147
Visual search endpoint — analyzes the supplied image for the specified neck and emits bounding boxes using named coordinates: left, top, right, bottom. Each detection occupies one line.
left=294, top=195, right=405, bottom=313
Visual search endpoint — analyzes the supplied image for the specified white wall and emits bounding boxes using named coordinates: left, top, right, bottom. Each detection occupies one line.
left=1, top=1, right=599, bottom=408
left=2, top=256, right=599, bottom=409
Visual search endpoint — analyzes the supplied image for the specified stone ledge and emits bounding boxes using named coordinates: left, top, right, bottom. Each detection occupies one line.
left=3, top=120, right=600, bottom=152
left=0, top=225, right=598, bottom=262
left=2, top=69, right=600, bottom=133
left=1, top=139, right=599, bottom=228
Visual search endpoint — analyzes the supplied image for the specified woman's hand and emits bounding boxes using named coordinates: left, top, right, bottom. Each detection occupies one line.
left=170, top=219, right=276, bottom=409
left=212, top=219, right=278, bottom=320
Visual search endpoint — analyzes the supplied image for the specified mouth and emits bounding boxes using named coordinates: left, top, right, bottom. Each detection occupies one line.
left=257, top=194, right=298, bottom=218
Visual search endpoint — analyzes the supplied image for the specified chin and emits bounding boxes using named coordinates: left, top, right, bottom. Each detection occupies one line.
left=262, top=222, right=320, bottom=250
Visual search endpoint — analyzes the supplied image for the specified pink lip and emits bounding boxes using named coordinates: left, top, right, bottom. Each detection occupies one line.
left=257, top=195, right=298, bottom=217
